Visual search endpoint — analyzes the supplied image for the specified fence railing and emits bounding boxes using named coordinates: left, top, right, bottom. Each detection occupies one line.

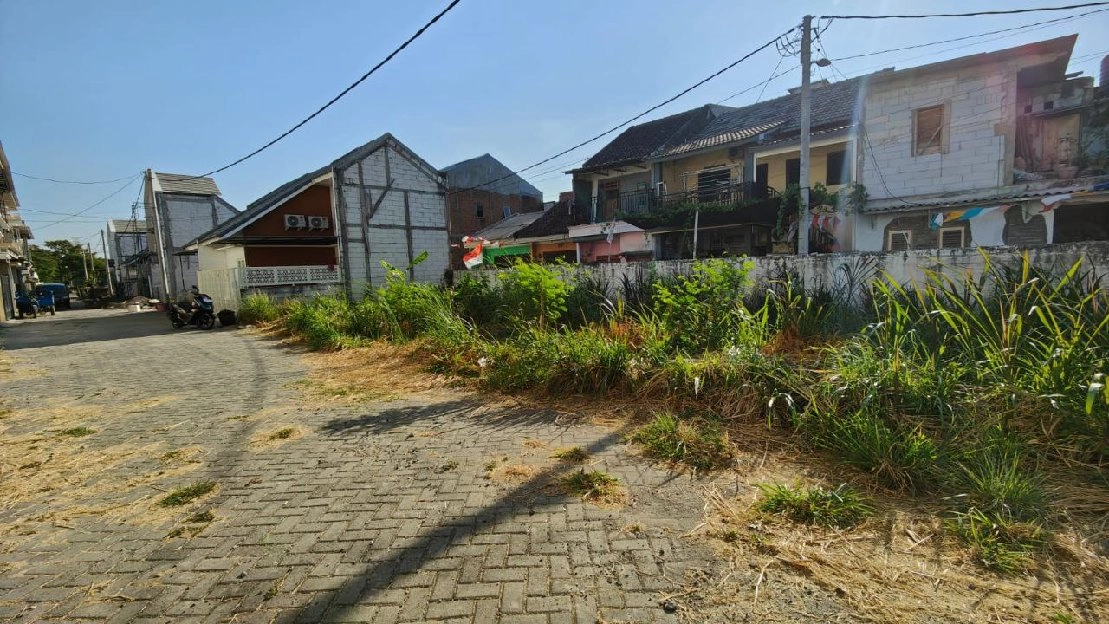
left=244, top=265, right=341, bottom=287
left=593, top=182, right=775, bottom=219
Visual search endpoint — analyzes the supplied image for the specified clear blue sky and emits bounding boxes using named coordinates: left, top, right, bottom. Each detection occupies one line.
left=2, top=0, right=1106, bottom=248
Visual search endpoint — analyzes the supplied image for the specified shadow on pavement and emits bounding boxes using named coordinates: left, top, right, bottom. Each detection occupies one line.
left=319, top=397, right=572, bottom=436
left=292, top=418, right=635, bottom=623
left=0, top=309, right=226, bottom=350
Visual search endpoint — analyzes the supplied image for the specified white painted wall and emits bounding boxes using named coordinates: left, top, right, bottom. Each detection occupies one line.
left=336, top=138, right=449, bottom=297
left=861, top=66, right=1012, bottom=199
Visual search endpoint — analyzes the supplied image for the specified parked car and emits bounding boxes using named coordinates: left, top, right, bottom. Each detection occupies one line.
left=35, top=283, right=71, bottom=309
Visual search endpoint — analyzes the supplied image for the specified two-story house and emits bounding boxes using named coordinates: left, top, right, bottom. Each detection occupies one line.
left=105, top=219, right=149, bottom=298
left=0, top=142, right=33, bottom=322
left=143, top=171, right=240, bottom=300
left=569, top=80, right=862, bottom=259
left=855, top=35, right=1109, bottom=251
left=191, top=133, right=449, bottom=310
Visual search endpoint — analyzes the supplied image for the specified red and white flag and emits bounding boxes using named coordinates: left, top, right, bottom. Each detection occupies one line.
left=462, top=242, right=484, bottom=269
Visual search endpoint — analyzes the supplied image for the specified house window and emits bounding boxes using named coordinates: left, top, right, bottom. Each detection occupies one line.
left=785, top=158, right=801, bottom=187
left=825, top=150, right=847, bottom=185
left=697, top=168, right=731, bottom=202
left=938, top=227, right=965, bottom=249
left=887, top=230, right=912, bottom=251
left=913, top=104, right=947, bottom=156
left=475, top=204, right=484, bottom=219
left=502, top=205, right=511, bottom=219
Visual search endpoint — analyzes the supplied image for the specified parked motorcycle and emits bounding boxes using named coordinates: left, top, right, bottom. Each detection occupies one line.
left=15, top=293, right=38, bottom=319
left=168, top=291, right=216, bottom=330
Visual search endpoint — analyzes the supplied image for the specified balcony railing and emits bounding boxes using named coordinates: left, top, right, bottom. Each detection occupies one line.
left=244, top=265, right=341, bottom=287
left=593, top=181, right=775, bottom=220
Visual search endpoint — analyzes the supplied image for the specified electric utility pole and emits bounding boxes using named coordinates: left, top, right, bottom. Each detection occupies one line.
left=79, top=240, right=89, bottom=283
left=87, top=244, right=95, bottom=285
left=798, top=14, right=813, bottom=255
left=101, top=229, right=114, bottom=296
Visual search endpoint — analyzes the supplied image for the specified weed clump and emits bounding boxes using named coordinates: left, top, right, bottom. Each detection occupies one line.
left=552, top=447, right=589, bottom=463
left=160, top=481, right=216, bottom=507
left=757, top=483, right=873, bottom=528
left=239, top=293, right=281, bottom=325
left=269, top=427, right=298, bottom=441
left=561, top=469, right=623, bottom=503
left=631, top=413, right=733, bottom=471
left=60, top=427, right=94, bottom=438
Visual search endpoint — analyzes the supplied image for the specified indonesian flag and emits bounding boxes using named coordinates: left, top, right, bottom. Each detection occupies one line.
left=463, top=242, right=484, bottom=269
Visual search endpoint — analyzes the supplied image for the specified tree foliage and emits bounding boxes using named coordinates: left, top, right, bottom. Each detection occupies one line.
left=29, top=240, right=106, bottom=287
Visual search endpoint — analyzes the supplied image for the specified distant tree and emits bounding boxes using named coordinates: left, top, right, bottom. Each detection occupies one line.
left=29, top=240, right=106, bottom=287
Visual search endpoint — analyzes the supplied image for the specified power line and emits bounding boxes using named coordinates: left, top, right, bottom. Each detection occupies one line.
left=457, top=27, right=798, bottom=193
left=828, top=7, right=1107, bottom=62
left=32, top=175, right=143, bottom=231
left=820, top=2, right=1108, bottom=20
left=13, top=171, right=141, bottom=185
left=196, top=0, right=462, bottom=179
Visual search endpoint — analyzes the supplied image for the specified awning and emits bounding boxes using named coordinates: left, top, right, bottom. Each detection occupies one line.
left=484, top=244, right=530, bottom=263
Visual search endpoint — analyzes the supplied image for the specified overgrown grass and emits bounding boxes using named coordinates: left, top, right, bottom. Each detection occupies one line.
left=630, top=412, right=734, bottom=471
left=757, top=483, right=874, bottom=528
left=159, top=481, right=216, bottom=507
left=239, top=293, right=281, bottom=325
left=259, top=253, right=1109, bottom=573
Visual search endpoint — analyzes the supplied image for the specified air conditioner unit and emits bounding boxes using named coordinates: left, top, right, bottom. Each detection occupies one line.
left=307, top=216, right=330, bottom=230
left=284, top=215, right=306, bottom=230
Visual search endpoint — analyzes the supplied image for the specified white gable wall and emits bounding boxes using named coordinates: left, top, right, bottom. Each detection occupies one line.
left=335, top=140, right=448, bottom=297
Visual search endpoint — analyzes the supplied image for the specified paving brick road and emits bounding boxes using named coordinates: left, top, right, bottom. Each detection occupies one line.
left=0, top=308, right=721, bottom=623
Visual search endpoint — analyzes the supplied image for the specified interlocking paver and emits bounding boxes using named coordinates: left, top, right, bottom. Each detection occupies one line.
left=0, top=308, right=720, bottom=622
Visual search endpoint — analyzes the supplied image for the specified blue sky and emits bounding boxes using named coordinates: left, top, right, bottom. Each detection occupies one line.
left=2, top=0, right=1107, bottom=247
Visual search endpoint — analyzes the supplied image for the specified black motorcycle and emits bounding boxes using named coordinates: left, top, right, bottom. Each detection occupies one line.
left=168, top=291, right=216, bottom=330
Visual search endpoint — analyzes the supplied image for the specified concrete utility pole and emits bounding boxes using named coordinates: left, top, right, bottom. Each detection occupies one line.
left=87, top=244, right=95, bottom=285
left=101, top=229, right=114, bottom=296
left=79, top=240, right=89, bottom=283
left=798, top=14, right=813, bottom=255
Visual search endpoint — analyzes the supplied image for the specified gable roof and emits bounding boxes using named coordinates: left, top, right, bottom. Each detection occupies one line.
left=442, top=154, right=542, bottom=198
left=190, top=133, right=441, bottom=247
left=152, top=171, right=220, bottom=196
left=868, top=34, right=1076, bottom=86
left=513, top=197, right=587, bottom=240
left=574, top=104, right=735, bottom=172
left=108, top=219, right=147, bottom=233
left=657, top=77, right=863, bottom=159
left=472, top=211, right=544, bottom=242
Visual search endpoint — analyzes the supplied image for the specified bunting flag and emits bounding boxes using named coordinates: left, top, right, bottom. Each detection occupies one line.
left=930, top=205, right=1005, bottom=230
left=462, top=242, right=484, bottom=269
left=809, top=214, right=840, bottom=232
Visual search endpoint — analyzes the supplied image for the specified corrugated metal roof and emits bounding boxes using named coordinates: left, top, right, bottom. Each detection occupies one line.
left=152, top=172, right=221, bottom=196
left=472, top=211, right=544, bottom=242
left=863, top=176, right=1109, bottom=213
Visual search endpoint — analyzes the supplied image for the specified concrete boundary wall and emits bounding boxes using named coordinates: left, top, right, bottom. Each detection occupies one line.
left=474, top=242, right=1109, bottom=299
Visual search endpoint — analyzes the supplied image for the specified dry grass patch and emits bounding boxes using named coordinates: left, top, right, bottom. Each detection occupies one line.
left=298, top=342, right=449, bottom=402
left=684, top=445, right=1109, bottom=624
left=523, top=438, right=547, bottom=449
left=487, top=463, right=540, bottom=483
left=251, top=426, right=304, bottom=448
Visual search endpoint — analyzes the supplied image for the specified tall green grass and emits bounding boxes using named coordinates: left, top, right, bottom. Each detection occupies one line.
left=261, top=252, right=1106, bottom=572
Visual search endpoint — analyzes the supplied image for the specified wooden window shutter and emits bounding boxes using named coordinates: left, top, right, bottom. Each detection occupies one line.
left=913, top=105, right=945, bottom=156
left=888, top=230, right=911, bottom=251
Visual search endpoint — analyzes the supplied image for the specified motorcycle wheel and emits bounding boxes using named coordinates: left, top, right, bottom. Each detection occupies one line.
left=198, top=313, right=216, bottom=330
